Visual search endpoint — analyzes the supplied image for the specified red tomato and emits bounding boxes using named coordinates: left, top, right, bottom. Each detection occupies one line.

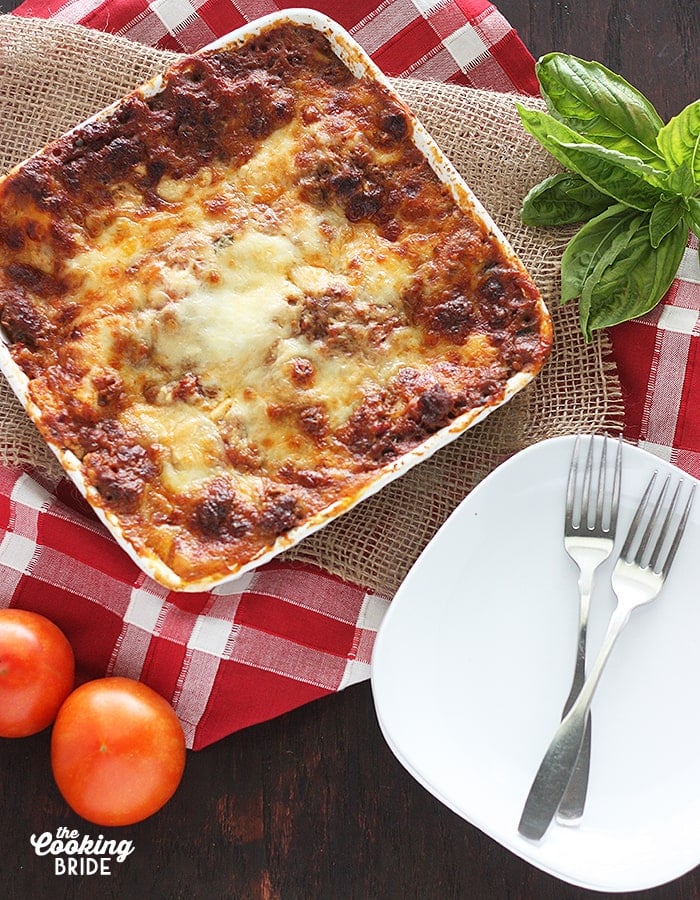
left=0, top=608, right=75, bottom=738
left=51, top=676, right=186, bottom=826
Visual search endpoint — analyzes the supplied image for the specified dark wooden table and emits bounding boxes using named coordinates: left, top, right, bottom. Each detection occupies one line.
left=1, top=1, right=698, bottom=897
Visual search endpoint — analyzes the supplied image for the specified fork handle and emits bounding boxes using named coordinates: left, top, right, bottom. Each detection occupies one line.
left=556, top=709, right=591, bottom=822
left=518, top=604, right=630, bottom=841
left=556, top=574, right=594, bottom=823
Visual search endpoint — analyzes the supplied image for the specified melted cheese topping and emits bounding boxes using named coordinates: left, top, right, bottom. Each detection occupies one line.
left=63, top=107, right=420, bottom=502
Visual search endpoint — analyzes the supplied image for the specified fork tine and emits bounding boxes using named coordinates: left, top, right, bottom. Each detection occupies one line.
left=593, top=435, right=608, bottom=530
left=619, top=472, right=657, bottom=561
left=567, top=434, right=623, bottom=534
left=580, top=435, right=595, bottom=528
left=658, top=483, right=696, bottom=576
left=593, top=435, right=622, bottom=533
left=647, top=479, right=681, bottom=572
left=565, top=435, right=580, bottom=528
left=634, top=475, right=670, bottom=565
left=609, top=437, right=622, bottom=534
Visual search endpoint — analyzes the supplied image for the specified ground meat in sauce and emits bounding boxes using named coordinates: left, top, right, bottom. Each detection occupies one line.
left=298, top=404, right=329, bottom=441
left=411, top=383, right=453, bottom=431
left=338, top=365, right=511, bottom=465
left=297, top=145, right=439, bottom=238
left=190, top=478, right=255, bottom=542
left=84, top=443, right=157, bottom=514
left=428, top=292, right=477, bottom=341
left=289, top=357, right=315, bottom=387
left=402, top=258, right=545, bottom=375
left=278, top=464, right=337, bottom=489
left=92, top=371, right=126, bottom=411
left=259, top=491, right=301, bottom=536
left=0, top=287, right=53, bottom=348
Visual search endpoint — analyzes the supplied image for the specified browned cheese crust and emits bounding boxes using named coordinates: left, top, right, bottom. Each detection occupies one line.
left=0, top=22, right=552, bottom=585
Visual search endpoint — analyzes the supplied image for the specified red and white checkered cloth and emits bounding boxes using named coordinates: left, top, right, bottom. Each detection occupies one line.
left=0, top=466, right=386, bottom=748
left=611, top=233, right=700, bottom=472
left=2, top=0, right=699, bottom=748
left=11, top=0, right=540, bottom=93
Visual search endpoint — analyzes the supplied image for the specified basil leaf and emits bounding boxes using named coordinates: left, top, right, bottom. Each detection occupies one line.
left=687, top=197, right=700, bottom=237
left=560, top=204, right=642, bottom=303
left=521, top=173, right=612, bottom=225
left=580, top=219, right=687, bottom=340
left=649, top=197, right=687, bottom=248
left=666, top=161, right=697, bottom=198
left=520, top=54, right=696, bottom=340
left=558, top=140, right=669, bottom=189
left=535, top=54, right=665, bottom=166
left=657, top=99, right=700, bottom=187
left=577, top=215, right=646, bottom=337
left=682, top=201, right=700, bottom=264
left=517, top=106, right=662, bottom=210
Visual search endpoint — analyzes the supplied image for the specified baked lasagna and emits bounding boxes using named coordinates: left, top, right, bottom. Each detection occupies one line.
left=0, top=16, right=552, bottom=590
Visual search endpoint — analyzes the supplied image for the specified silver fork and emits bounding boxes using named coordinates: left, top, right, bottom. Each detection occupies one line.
left=557, top=434, right=621, bottom=825
left=518, top=470, right=695, bottom=842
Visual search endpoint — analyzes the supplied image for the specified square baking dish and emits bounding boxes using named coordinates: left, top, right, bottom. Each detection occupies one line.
left=0, top=9, right=552, bottom=591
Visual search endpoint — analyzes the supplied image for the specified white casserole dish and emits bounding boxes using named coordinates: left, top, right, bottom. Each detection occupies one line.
left=0, top=9, right=551, bottom=591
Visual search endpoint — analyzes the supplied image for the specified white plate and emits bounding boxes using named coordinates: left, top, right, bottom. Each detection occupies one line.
left=371, top=435, right=700, bottom=892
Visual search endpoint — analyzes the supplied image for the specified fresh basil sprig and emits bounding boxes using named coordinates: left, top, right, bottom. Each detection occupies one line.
left=516, top=53, right=699, bottom=341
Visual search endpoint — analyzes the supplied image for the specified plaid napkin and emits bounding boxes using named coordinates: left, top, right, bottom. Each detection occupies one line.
left=611, top=235, right=700, bottom=475
left=3, top=0, right=698, bottom=750
left=12, top=0, right=540, bottom=94
left=0, top=466, right=386, bottom=748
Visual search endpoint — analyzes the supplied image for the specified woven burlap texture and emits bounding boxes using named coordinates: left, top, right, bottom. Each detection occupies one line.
left=0, top=16, right=624, bottom=597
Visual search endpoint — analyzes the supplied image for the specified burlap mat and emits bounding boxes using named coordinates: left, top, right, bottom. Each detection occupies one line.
left=0, top=17, right=624, bottom=597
